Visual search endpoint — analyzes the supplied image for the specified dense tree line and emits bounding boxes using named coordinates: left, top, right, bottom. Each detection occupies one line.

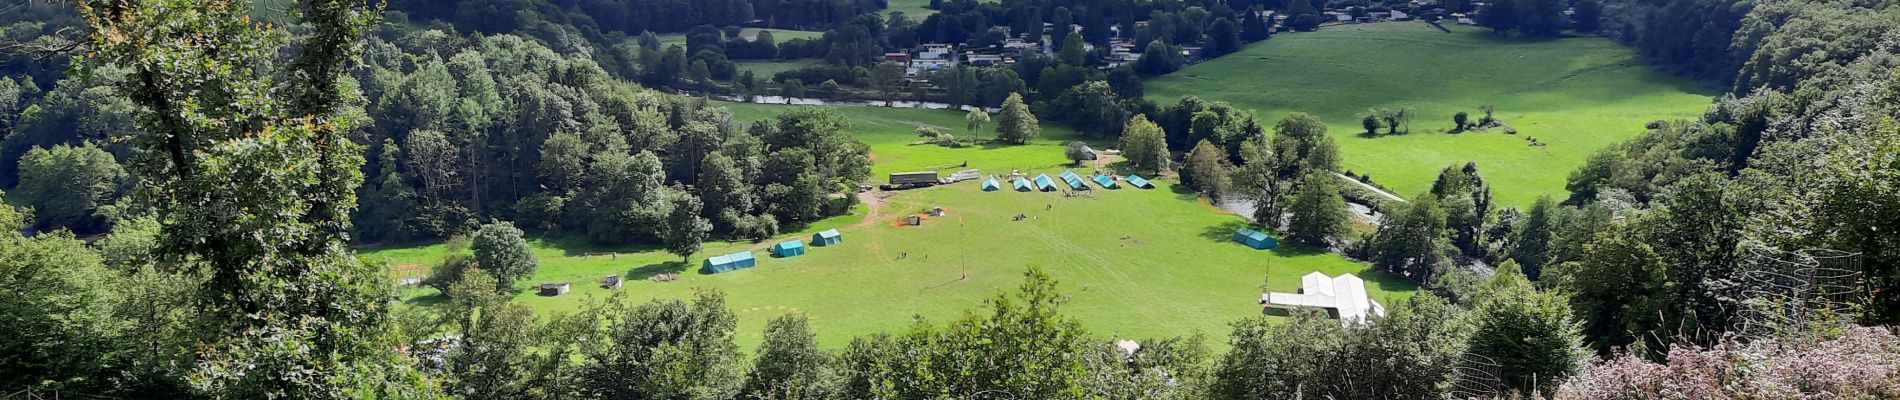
left=391, top=0, right=882, bottom=34
left=349, top=29, right=869, bottom=245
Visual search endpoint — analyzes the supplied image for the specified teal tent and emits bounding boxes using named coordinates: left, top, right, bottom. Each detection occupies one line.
left=981, top=177, right=1000, bottom=191
left=1232, top=228, right=1277, bottom=250
left=812, top=228, right=842, bottom=246
left=1013, top=177, right=1033, bottom=191
left=1033, top=174, right=1058, bottom=191
left=1059, top=170, right=1088, bottom=190
left=1125, top=175, right=1154, bottom=189
left=1093, top=175, right=1118, bottom=188
left=702, top=251, right=758, bottom=273
left=772, top=239, right=807, bottom=257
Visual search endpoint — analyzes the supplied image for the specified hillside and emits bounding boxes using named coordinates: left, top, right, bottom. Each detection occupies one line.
left=1146, top=22, right=1716, bottom=206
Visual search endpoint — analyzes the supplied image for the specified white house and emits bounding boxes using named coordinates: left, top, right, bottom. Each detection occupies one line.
left=1261, top=272, right=1387, bottom=327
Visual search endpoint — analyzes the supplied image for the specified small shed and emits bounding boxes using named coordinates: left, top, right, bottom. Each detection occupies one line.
left=1233, top=228, right=1278, bottom=250
left=1013, top=177, right=1033, bottom=191
left=1034, top=174, right=1058, bottom=191
left=601, top=275, right=622, bottom=288
left=1093, top=175, right=1119, bottom=189
left=702, top=251, right=758, bottom=274
left=812, top=228, right=843, bottom=246
left=907, top=215, right=923, bottom=226
left=773, top=239, right=807, bottom=257
left=982, top=177, right=1001, bottom=191
left=1125, top=174, right=1155, bottom=189
left=540, top=282, right=572, bottom=296
left=931, top=207, right=946, bottom=216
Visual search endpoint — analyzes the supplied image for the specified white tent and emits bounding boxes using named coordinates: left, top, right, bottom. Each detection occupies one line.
left=1261, top=272, right=1387, bottom=327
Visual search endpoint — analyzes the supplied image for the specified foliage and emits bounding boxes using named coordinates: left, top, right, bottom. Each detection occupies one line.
left=1285, top=172, right=1349, bottom=247
left=0, top=227, right=121, bottom=391
left=1064, top=141, right=1094, bottom=165
left=13, top=142, right=124, bottom=234
left=1559, top=326, right=1900, bottom=399
left=472, top=220, right=538, bottom=290
left=964, top=108, right=989, bottom=133
left=743, top=314, right=841, bottom=400
left=1368, top=193, right=1449, bottom=281
left=995, top=93, right=1041, bottom=144
left=661, top=188, right=713, bottom=261
left=576, top=290, right=748, bottom=399
left=837, top=268, right=1092, bottom=399
left=1083, top=335, right=1211, bottom=400
left=1118, top=115, right=1170, bottom=174
left=77, top=0, right=437, bottom=397
left=1467, top=265, right=1586, bottom=395
left=1430, top=162, right=1493, bottom=257
left=1180, top=140, right=1231, bottom=198
left=1547, top=223, right=1670, bottom=354
left=1212, top=294, right=1465, bottom=399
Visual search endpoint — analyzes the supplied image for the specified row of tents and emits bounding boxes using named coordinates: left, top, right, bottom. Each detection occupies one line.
left=980, top=171, right=1156, bottom=192
left=702, top=228, right=844, bottom=274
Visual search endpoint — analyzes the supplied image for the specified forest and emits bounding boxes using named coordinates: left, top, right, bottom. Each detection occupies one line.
left=3, top=0, right=1900, bottom=398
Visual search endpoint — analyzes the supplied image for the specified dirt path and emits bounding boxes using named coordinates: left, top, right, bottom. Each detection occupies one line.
left=1334, top=172, right=1407, bottom=203
left=851, top=190, right=899, bottom=229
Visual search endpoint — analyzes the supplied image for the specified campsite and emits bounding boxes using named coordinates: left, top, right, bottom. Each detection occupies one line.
left=22, top=0, right=1900, bottom=396
left=375, top=169, right=1416, bottom=348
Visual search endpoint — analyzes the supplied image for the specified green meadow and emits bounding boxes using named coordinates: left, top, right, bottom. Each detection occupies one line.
left=374, top=179, right=1416, bottom=350
left=881, top=0, right=938, bottom=17
left=1146, top=22, right=1716, bottom=206
left=369, top=104, right=1416, bottom=350
left=653, top=28, right=825, bottom=49
left=734, top=58, right=828, bottom=77
left=719, top=102, right=1109, bottom=177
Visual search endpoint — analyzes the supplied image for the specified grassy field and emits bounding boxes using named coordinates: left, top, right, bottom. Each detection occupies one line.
left=654, top=28, right=825, bottom=49
left=735, top=58, right=828, bottom=77
left=369, top=103, right=1417, bottom=350
left=719, top=102, right=1108, bottom=177
left=1145, top=22, right=1716, bottom=206
left=373, top=180, right=1415, bottom=350
left=881, top=0, right=938, bottom=17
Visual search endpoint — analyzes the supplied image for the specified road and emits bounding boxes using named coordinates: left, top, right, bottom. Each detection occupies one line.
left=1334, top=172, right=1407, bottom=203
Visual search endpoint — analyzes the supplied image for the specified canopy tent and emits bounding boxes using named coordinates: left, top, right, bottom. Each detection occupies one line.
left=1125, top=174, right=1154, bottom=189
left=701, top=251, right=757, bottom=273
left=1013, top=177, right=1033, bottom=191
left=772, top=239, right=807, bottom=257
left=1232, top=228, right=1277, bottom=250
left=1261, top=272, right=1387, bottom=327
left=981, top=177, right=1000, bottom=191
left=1093, top=175, right=1118, bottom=188
left=1033, top=174, right=1058, bottom=191
left=812, top=228, right=842, bottom=246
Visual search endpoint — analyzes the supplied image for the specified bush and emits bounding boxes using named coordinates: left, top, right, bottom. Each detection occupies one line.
left=426, top=254, right=477, bottom=293
left=1558, top=326, right=1900, bottom=399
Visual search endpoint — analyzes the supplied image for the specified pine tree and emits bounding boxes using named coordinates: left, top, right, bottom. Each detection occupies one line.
left=1241, top=7, right=1273, bottom=41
